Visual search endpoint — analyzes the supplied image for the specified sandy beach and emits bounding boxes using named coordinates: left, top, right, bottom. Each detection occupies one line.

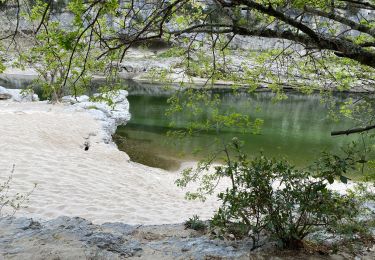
left=0, top=101, right=220, bottom=224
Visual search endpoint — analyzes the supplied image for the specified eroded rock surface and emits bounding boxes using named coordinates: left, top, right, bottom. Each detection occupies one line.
left=0, top=216, right=252, bottom=259
left=62, top=90, right=131, bottom=144
left=0, top=86, right=39, bottom=102
left=2, top=216, right=375, bottom=259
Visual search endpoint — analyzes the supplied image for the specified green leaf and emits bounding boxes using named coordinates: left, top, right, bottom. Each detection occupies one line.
left=340, top=175, right=349, bottom=184
left=175, top=16, right=185, bottom=25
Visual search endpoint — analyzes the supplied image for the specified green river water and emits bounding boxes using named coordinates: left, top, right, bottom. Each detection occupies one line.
left=114, top=84, right=357, bottom=171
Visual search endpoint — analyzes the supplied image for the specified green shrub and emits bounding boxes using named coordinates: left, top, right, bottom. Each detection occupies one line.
left=177, top=139, right=360, bottom=250
left=184, top=215, right=207, bottom=231
left=157, top=47, right=185, bottom=58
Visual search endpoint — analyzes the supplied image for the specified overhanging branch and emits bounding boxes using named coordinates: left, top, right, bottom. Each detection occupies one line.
left=304, top=6, right=375, bottom=37
left=331, top=124, right=375, bottom=136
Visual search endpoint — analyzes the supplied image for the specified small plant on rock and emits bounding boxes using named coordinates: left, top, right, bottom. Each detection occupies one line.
left=184, top=215, right=207, bottom=231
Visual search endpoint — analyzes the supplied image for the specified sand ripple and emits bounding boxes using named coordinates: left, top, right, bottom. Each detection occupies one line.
left=0, top=102, right=219, bottom=224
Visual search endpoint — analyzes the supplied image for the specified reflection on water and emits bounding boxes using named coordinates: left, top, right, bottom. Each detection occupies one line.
left=115, top=85, right=356, bottom=171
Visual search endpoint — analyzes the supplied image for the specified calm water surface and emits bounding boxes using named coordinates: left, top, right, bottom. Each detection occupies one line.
left=114, top=84, right=357, bottom=171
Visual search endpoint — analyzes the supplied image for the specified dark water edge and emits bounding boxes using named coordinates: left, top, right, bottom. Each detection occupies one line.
left=113, top=133, right=183, bottom=171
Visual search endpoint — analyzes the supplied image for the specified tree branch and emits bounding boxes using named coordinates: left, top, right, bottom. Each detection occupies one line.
left=338, top=0, right=375, bottom=10
left=331, top=124, right=375, bottom=135
left=304, top=5, right=375, bottom=37
left=35, top=0, right=52, bottom=34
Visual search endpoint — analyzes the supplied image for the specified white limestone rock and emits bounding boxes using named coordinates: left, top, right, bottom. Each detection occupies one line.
left=0, top=86, right=39, bottom=102
left=63, top=90, right=131, bottom=144
left=61, top=95, right=90, bottom=104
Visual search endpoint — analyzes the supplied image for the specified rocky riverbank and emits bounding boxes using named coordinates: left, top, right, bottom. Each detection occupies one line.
left=0, top=216, right=252, bottom=259
left=1, top=45, right=374, bottom=94
left=2, top=215, right=375, bottom=259
left=61, top=90, right=131, bottom=145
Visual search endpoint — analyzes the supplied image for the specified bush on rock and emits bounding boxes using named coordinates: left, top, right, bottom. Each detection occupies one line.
left=177, top=139, right=359, bottom=250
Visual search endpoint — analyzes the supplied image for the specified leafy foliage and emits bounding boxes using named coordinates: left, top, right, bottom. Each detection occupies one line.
left=184, top=215, right=207, bottom=231
left=177, top=139, right=361, bottom=249
left=13, top=0, right=114, bottom=101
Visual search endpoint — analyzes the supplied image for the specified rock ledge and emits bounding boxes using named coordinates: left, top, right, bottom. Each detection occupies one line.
left=62, top=90, right=131, bottom=144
